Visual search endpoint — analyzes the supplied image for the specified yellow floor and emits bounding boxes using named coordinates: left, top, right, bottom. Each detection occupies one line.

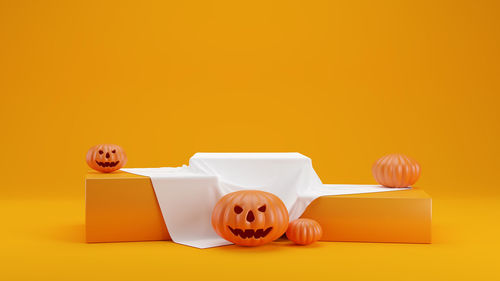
left=2, top=195, right=499, bottom=281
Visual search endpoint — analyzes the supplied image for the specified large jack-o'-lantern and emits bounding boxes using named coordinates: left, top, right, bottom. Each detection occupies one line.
left=86, top=144, right=127, bottom=173
left=212, top=190, right=289, bottom=246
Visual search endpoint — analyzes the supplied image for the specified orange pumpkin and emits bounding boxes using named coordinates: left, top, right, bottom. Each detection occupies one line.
left=86, top=144, right=127, bottom=173
left=372, top=153, right=421, bottom=188
left=212, top=190, right=289, bottom=246
left=286, top=218, right=322, bottom=245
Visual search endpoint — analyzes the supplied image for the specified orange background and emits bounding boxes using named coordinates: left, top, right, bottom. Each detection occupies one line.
left=1, top=0, right=499, bottom=280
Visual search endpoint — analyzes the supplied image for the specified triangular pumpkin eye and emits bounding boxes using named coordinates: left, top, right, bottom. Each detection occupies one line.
left=234, top=205, right=243, bottom=214
left=258, top=205, right=266, bottom=212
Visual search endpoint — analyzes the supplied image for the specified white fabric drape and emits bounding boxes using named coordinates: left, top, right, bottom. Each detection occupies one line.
left=122, top=153, right=408, bottom=248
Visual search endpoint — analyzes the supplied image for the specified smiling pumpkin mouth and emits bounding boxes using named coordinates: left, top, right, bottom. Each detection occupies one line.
left=227, top=226, right=273, bottom=239
left=96, top=160, right=120, bottom=168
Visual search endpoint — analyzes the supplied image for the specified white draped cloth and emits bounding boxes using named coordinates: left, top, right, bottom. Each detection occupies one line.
left=122, top=153, right=408, bottom=248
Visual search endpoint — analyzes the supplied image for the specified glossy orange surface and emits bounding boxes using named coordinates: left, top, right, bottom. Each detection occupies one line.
left=212, top=190, right=289, bottom=246
left=86, top=144, right=127, bottom=173
left=286, top=218, right=323, bottom=245
left=372, top=153, right=421, bottom=188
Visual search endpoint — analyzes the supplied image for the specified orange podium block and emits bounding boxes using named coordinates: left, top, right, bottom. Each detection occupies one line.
left=85, top=171, right=171, bottom=242
left=301, top=188, right=432, bottom=243
left=85, top=171, right=431, bottom=243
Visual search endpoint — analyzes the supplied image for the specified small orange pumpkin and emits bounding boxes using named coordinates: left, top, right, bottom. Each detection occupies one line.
left=286, top=218, right=323, bottom=245
left=86, top=144, right=127, bottom=173
left=212, top=190, right=289, bottom=246
left=372, top=153, right=421, bottom=188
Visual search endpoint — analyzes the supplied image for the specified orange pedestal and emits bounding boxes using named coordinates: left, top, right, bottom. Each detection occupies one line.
left=85, top=171, right=171, bottom=242
left=301, top=189, right=431, bottom=243
left=85, top=171, right=431, bottom=243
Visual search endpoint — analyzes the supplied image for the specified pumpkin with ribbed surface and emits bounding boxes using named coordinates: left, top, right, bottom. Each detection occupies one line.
left=372, top=153, right=421, bottom=188
left=212, top=190, right=289, bottom=246
left=286, top=218, right=322, bottom=245
left=86, top=144, right=127, bottom=173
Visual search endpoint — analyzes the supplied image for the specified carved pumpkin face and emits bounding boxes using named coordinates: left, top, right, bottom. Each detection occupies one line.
left=86, top=144, right=127, bottom=173
left=212, top=190, right=289, bottom=246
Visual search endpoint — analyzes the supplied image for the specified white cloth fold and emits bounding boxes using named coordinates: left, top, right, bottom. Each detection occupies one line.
left=122, top=153, right=409, bottom=248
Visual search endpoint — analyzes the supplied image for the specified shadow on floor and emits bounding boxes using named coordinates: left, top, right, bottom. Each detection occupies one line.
left=52, top=223, right=86, bottom=243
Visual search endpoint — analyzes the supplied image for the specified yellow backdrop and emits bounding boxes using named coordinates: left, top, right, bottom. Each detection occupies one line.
left=1, top=0, right=499, bottom=280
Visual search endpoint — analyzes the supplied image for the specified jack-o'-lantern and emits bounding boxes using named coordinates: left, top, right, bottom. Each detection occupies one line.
left=286, top=218, right=322, bottom=245
left=212, top=190, right=289, bottom=247
left=86, top=144, right=127, bottom=173
left=372, top=153, right=421, bottom=188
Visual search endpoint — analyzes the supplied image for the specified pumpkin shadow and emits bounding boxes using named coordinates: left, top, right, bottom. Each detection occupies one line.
left=215, top=237, right=324, bottom=251
left=51, top=223, right=86, bottom=243
left=216, top=243, right=285, bottom=252
left=281, top=241, right=325, bottom=248
left=274, top=236, right=325, bottom=248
